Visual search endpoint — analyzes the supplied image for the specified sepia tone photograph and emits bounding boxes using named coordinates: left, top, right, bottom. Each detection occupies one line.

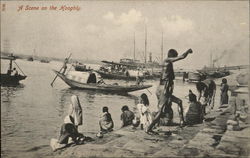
left=1, top=0, right=249, bottom=157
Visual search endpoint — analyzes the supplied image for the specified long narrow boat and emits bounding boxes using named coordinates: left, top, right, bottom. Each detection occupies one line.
left=53, top=70, right=152, bottom=93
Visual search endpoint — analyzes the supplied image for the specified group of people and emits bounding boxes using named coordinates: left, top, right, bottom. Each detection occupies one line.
left=51, top=48, right=230, bottom=150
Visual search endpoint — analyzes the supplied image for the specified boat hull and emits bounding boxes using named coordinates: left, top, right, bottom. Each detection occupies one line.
left=187, top=72, right=206, bottom=83
left=0, top=74, right=27, bottom=86
left=96, top=70, right=154, bottom=81
left=54, top=71, right=152, bottom=93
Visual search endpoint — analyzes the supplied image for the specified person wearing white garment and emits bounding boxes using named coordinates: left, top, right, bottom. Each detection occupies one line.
left=137, top=93, right=152, bottom=131
left=68, top=95, right=83, bottom=130
left=50, top=115, right=84, bottom=151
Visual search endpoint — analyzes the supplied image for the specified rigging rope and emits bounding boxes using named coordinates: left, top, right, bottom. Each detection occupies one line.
left=13, top=61, right=26, bottom=76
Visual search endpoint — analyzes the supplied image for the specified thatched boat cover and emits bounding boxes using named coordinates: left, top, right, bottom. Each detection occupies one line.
left=66, top=71, right=101, bottom=84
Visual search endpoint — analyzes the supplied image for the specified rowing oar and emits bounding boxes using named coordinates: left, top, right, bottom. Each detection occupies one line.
left=141, top=80, right=152, bottom=95
left=146, top=88, right=152, bottom=95
left=50, top=53, right=72, bottom=87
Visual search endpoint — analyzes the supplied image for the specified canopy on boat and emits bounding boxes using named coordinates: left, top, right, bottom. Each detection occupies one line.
left=101, top=60, right=138, bottom=68
left=0, top=56, right=16, bottom=60
left=66, top=71, right=102, bottom=84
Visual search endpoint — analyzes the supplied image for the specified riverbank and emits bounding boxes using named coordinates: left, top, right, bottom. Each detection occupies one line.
left=49, top=90, right=249, bottom=157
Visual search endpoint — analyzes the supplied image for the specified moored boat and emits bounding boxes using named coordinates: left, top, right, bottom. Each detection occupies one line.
left=53, top=70, right=152, bottom=93
left=187, top=72, right=206, bottom=83
left=40, top=59, right=50, bottom=63
left=95, top=70, right=154, bottom=81
left=27, top=57, right=33, bottom=61
left=1, top=55, right=27, bottom=86
left=73, top=63, right=92, bottom=72
left=97, top=60, right=155, bottom=81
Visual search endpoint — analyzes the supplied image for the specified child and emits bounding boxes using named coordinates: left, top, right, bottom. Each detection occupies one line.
left=137, top=93, right=152, bottom=130
left=99, top=107, right=114, bottom=133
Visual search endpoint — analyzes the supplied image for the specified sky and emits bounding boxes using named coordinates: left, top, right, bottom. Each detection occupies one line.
left=1, top=1, right=249, bottom=69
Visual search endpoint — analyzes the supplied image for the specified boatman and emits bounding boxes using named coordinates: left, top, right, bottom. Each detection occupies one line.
left=146, top=48, right=193, bottom=135
left=12, top=68, right=18, bottom=76
left=62, top=58, right=68, bottom=74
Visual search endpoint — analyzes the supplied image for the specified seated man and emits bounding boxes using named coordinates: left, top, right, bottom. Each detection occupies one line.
left=12, top=68, right=18, bottom=76
left=7, top=69, right=12, bottom=75
left=120, top=105, right=135, bottom=127
left=185, top=93, right=203, bottom=125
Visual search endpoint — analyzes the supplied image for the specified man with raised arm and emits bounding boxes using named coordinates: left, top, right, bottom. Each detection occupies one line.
left=146, top=49, right=193, bottom=135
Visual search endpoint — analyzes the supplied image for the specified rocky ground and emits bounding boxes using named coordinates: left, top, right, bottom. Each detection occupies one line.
left=47, top=93, right=249, bottom=158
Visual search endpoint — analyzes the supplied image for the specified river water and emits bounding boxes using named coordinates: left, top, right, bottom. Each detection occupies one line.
left=1, top=59, right=222, bottom=158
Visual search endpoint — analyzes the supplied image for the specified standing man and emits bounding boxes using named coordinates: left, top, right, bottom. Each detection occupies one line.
left=146, top=48, right=193, bottom=134
left=62, top=58, right=68, bottom=74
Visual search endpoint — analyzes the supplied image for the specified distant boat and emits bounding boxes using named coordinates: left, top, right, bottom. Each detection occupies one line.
left=27, top=57, right=33, bottom=61
left=236, top=73, right=249, bottom=86
left=53, top=70, right=152, bottom=93
left=40, top=59, right=50, bottom=63
left=187, top=72, right=206, bottom=83
left=1, top=55, right=27, bottom=86
left=197, top=68, right=230, bottom=79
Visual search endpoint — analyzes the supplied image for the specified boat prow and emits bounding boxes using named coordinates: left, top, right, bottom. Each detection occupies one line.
left=52, top=70, right=152, bottom=94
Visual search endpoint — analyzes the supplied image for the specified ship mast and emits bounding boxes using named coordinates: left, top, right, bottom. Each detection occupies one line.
left=161, top=31, right=163, bottom=63
left=133, top=32, right=136, bottom=61
left=144, top=25, right=147, bottom=63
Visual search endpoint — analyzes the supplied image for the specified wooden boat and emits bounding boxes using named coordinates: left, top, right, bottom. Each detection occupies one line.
left=95, top=70, right=154, bottom=81
left=1, top=55, right=27, bottom=86
left=40, top=59, right=50, bottom=63
left=27, top=57, right=33, bottom=61
left=236, top=73, right=249, bottom=86
left=53, top=70, right=152, bottom=93
left=197, top=69, right=230, bottom=79
left=187, top=72, right=206, bottom=83
left=97, top=60, right=155, bottom=81
left=73, top=63, right=92, bottom=72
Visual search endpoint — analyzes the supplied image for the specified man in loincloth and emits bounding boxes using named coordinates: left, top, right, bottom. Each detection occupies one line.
left=62, top=58, right=68, bottom=74
left=146, top=48, right=193, bottom=134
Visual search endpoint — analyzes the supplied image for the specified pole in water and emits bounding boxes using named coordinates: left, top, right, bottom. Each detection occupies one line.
left=14, top=61, right=26, bottom=76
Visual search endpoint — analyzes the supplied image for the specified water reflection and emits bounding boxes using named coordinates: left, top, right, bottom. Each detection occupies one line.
left=1, top=84, right=25, bottom=103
